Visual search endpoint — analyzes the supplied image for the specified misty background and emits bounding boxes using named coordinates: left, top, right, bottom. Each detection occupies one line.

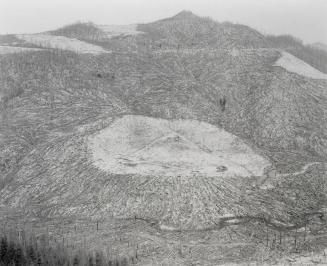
left=0, top=0, right=326, bottom=44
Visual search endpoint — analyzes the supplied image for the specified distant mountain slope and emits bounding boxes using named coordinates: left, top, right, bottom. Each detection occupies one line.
left=267, top=35, right=327, bottom=74
left=16, top=34, right=110, bottom=54
left=313, top=42, right=327, bottom=51
left=99, top=24, right=142, bottom=38
left=274, top=51, right=327, bottom=79
left=1, top=12, right=326, bottom=74
left=137, top=11, right=269, bottom=49
left=48, top=22, right=108, bottom=41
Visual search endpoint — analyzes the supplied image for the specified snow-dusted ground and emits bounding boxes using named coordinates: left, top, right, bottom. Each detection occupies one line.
left=274, top=51, right=327, bottom=80
left=259, top=162, right=322, bottom=190
left=16, top=34, right=110, bottom=54
left=0, top=45, right=43, bottom=54
left=99, top=24, right=143, bottom=38
left=89, top=115, right=270, bottom=178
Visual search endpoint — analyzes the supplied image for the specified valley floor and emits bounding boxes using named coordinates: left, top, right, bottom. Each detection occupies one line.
left=1, top=208, right=327, bottom=265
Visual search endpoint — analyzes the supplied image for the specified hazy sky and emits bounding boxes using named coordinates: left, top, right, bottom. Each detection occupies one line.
left=0, top=0, right=326, bottom=44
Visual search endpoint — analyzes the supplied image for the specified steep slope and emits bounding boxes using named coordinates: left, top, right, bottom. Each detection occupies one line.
left=0, top=115, right=255, bottom=230
left=274, top=51, right=327, bottom=79
left=267, top=35, right=327, bottom=74
left=0, top=11, right=326, bottom=233
left=137, top=11, right=269, bottom=50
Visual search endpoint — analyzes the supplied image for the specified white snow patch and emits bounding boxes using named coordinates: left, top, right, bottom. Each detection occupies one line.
left=159, top=223, right=178, bottom=231
left=274, top=51, right=327, bottom=80
left=99, top=24, right=143, bottom=38
left=89, top=115, right=270, bottom=178
left=230, top=48, right=240, bottom=57
left=0, top=45, right=43, bottom=54
left=16, top=34, right=110, bottom=54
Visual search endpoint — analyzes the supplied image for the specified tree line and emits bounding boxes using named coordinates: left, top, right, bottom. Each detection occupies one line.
left=0, top=229, right=133, bottom=266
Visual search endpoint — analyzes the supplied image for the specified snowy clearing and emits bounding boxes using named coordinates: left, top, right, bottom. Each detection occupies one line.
left=259, top=162, right=322, bottom=190
left=16, top=34, right=110, bottom=54
left=0, top=45, right=43, bottom=54
left=99, top=24, right=143, bottom=38
left=274, top=51, right=327, bottom=80
left=89, top=115, right=270, bottom=178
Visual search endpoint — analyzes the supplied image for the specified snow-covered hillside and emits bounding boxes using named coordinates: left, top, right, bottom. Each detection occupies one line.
left=98, top=24, right=142, bottom=38
left=16, top=34, right=110, bottom=54
left=0, top=45, right=43, bottom=54
left=274, top=51, right=327, bottom=80
left=89, top=115, right=270, bottom=178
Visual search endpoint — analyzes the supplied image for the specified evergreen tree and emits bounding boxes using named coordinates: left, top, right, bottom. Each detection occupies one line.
left=36, top=252, right=42, bottom=266
left=88, top=255, right=94, bottom=266
left=27, top=244, right=36, bottom=263
left=73, top=255, right=79, bottom=266
left=0, top=237, right=8, bottom=264
left=7, top=242, right=16, bottom=264
left=14, top=245, right=24, bottom=266
left=95, top=252, right=102, bottom=266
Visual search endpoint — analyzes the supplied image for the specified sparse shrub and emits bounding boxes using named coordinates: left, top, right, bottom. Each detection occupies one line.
left=36, top=252, right=43, bottom=266
left=0, top=237, right=8, bottom=265
left=6, top=241, right=16, bottom=265
left=95, top=252, right=103, bottom=266
left=120, top=257, right=128, bottom=266
left=88, top=254, right=95, bottom=266
left=27, top=244, right=36, bottom=263
left=73, top=255, right=79, bottom=266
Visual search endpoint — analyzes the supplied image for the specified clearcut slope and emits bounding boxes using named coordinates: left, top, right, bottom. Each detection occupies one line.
left=0, top=9, right=326, bottom=235
left=89, top=115, right=270, bottom=177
